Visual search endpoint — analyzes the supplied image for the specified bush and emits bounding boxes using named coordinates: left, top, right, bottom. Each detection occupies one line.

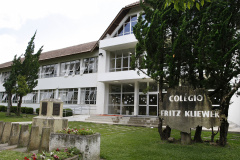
left=25, top=107, right=33, bottom=114
left=21, top=107, right=27, bottom=113
left=63, top=108, right=73, bottom=117
left=0, top=105, right=6, bottom=112
left=36, top=108, right=39, bottom=114
left=11, top=106, right=18, bottom=113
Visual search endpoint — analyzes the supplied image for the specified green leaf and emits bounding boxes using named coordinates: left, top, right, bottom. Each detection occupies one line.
left=187, top=2, right=191, bottom=9
left=174, top=4, right=180, bottom=12
left=201, top=0, right=204, bottom=6
left=196, top=2, right=200, bottom=10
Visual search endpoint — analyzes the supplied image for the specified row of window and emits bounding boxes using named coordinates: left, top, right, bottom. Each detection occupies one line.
left=40, top=57, right=98, bottom=78
left=0, top=87, right=97, bottom=105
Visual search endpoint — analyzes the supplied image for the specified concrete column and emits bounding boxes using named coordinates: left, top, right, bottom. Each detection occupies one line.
left=181, top=132, right=192, bottom=145
left=134, top=81, right=139, bottom=116
left=55, top=89, right=59, bottom=99
left=37, top=90, right=41, bottom=103
left=8, top=123, right=20, bottom=145
left=17, top=124, right=30, bottom=147
left=0, top=121, right=4, bottom=139
left=38, top=127, right=51, bottom=153
left=27, top=126, right=40, bottom=151
left=0, top=122, right=11, bottom=144
left=78, top=88, right=81, bottom=104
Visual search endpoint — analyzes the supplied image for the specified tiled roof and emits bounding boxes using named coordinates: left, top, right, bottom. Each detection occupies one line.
left=0, top=41, right=98, bottom=69
left=39, top=41, right=98, bottom=61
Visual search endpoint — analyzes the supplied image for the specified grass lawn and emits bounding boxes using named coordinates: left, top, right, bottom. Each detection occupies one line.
left=0, top=115, right=239, bottom=160
left=0, top=112, right=36, bottom=122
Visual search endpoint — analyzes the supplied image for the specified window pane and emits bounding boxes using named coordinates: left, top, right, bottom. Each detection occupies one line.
left=118, top=26, right=124, bottom=36
left=124, top=22, right=130, bottom=35
left=139, top=82, right=147, bottom=92
left=110, top=84, right=121, bottom=93
left=149, top=106, right=157, bottom=116
left=149, top=94, right=157, bottom=105
left=122, top=94, right=134, bottom=105
left=139, top=95, right=147, bottom=105
left=149, top=82, right=158, bottom=92
left=122, top=83, right=134, bottom=92
left=131, top=15, right=137, bottom=22
left=109, top=94, right=121, bottom=104
left=139, top=106, right=146, bottom=115
left=122, top=106, right=134, bottom=115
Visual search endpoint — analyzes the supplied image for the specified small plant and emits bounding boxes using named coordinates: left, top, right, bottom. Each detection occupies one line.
left=57, top=128, right=95, bottom=135
left=19, top=147, right=81, bottom=160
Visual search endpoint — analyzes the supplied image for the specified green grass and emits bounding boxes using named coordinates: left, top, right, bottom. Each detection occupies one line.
left=0, top=115, right=240, bottom=160
left=68, top=122, right=240, bottom=160
left=0, top=112, right=36, bottom=122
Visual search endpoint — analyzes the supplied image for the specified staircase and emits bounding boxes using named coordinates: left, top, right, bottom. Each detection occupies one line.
left=85, top=115, right=159, bottom=127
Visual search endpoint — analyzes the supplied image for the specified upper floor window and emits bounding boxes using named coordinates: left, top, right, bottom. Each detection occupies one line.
left=83, top=57, right=98, bottom=74
left=60, top=60, right=80, bottom=76
left=0, top=71, right=11, bottom=83
left=110, top=48, right=134, bottom=72
left=114, top=15, right=137, bottom=37
left=41, top=64, right=58, bottom=78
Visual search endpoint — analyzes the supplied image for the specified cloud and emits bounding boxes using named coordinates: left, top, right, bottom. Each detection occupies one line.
left=0, top=0, right=99, bottom=30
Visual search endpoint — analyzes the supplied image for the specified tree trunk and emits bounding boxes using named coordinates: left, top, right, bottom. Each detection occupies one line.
left=16, top=96, right=22, bottom=116
left=6, top=93, right=12, bottom=116
left=219, top=119, right=229, bottom=146
left=158, top=118, right=171, bottom=140
left=194, top=126, right=203, bottom=142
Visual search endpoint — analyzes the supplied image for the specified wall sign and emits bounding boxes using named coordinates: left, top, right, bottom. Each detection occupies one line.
left=160, top=86, right=221, bottom=133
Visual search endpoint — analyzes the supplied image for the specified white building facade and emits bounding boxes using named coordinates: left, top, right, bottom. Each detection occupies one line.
left=0, top=2, right=239, bottom=125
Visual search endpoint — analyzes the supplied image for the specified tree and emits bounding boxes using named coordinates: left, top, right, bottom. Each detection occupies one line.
left=132, top=0, right=183, bottom=140
left=3, top=55, right=21, bottom=116
left=164, top=0, right=211, bottom=11
left=9, top=32, right=43, bottom=116
left=196, top=0, right=240, bottom=146
left=133, top=0, right=240, bottom=146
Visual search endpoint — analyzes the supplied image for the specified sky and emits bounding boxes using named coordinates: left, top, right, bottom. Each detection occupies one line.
left=0, top=0, right=139, bottom=64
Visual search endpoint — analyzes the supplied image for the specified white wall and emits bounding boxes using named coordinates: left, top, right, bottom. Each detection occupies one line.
left=229, top=95, right=240, bottom=126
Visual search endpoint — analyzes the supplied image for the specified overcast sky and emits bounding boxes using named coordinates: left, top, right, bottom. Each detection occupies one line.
left=0, top=0, right=139, bottom=64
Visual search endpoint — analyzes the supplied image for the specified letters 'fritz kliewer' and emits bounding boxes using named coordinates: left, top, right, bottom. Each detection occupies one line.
left=160, top=86, right=221, bottom=133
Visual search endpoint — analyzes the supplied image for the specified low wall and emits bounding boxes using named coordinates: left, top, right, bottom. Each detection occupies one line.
left=49, top=133, right=100, bottom=160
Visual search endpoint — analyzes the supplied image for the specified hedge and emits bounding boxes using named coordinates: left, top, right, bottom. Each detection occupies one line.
left=21, top=107, right=27, bottom=113
left=25, top=107, right=33, bottom=114
left=0, top=105, right=7, bottom=112
left=11, top=106, right=18, bottom=113
left=36, top=108, right=40, bottom=114
left=63, top=108, right=73, bottom=117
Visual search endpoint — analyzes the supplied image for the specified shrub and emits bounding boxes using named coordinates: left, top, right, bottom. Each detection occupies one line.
left=21, top=107, right=27, bottom=113
left=36, top=108, right=39, bottom=114
left=57, top=128, right=95, bottom=135
left=25, top=107, right=33, bottom=114
left=63, top=108, right=73, bottom=117
left=11, top=106, right=18, bottom=113
left=0, top=105, right=6, bottom=112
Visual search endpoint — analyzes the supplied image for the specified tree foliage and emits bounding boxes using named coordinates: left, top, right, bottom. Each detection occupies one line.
left=133, top=0, right=240, bottom=145
left=165, top=0, right=211, bottom=11
left=4, top=32, right=43, bottom=116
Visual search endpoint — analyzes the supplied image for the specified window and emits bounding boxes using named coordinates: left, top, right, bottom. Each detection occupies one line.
left=108, top=83, right=134, bottom=115
left=115, top=15, right=137, bottom=37
left=139, top=82, right=158, bottom=116
left=81, top=88, right=97, bottom=104
left=22, top=90, right=38, bottom=103
left=40, top=90, right=55, bottom=101
left=58, top=88, right=78, bottom=104
left=0, top=72, right=10, bottom=83
left=110, top=49, right=134, bottom=72
left=83, top=57, right=98, bottom=74
left=41, top=64, right=58, bottom=78
left=0, top=92, right=7, bottom=103
left=60, top=60, right=80, bottom=76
